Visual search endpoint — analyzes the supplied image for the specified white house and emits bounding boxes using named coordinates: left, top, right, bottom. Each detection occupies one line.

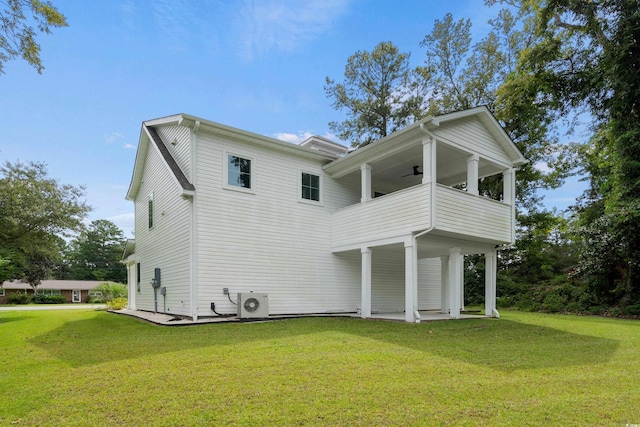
left=122, top=106, right=526, bottom=323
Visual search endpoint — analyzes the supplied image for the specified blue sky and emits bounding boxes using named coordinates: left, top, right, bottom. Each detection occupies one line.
left=0, top=0, right=586, bottom=237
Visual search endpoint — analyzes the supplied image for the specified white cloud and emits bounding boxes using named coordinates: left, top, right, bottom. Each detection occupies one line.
left=274, top=131, right=314, bottom=144
left=123, top=143, right=136, bottom=150
left=235, top=0, right=351, bottom=60
left=105, top=132, right=125, bottom=144
left=107, top=212, right=135, bottom=237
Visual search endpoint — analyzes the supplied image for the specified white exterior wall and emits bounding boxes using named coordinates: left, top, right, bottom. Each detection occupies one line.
left=133, top=138, right=193, bottom=316
left=368, top=249, right=440, bottom=313
left=194, top=130, right=363, bottom=316
left=434, top=116, right=513, bottom=165
left=156, top=125, right=192, bottom=180
left=436, top=184, right=512, bottom=242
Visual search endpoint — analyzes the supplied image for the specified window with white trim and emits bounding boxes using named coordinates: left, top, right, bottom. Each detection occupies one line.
left=227, top=155, right=252, bottom=189
left=148, top=193, right=154, bottom=229
left=40, top=289, right=61, bottom=296
left=301, top=172, right=320, bottom=202
left=0, top=287, right=4, bottom=297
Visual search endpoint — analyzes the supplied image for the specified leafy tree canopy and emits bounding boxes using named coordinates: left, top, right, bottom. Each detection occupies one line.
left=0, top=160, right=89, bottom=287
left=0, top=0, right=67, bottom=74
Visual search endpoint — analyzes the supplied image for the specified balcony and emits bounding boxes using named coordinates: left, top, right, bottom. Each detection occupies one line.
left=331, top=183, right=513, bottom=250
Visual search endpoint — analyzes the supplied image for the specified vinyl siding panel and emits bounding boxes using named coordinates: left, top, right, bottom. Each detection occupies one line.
left=331, top=184, right=431, bottom=249
left=133, top=141, right=192, bottom=316
left=434, top=116, right=512, bottom=165
left=194, top=132, right=361, bottom=316
left=156, top=125, right=192, bottom=180
left=435, top=184, right=512, bottom=243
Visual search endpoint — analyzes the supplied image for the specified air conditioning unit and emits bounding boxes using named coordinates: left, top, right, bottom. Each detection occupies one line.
left=237, top=293, right=269, bottom=318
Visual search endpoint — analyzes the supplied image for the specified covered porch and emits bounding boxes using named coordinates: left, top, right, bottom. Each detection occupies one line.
left=350, top=235, right=500, bottom=323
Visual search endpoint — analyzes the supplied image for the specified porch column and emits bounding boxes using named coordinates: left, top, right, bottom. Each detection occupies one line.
left=361, top=163, right=372, bottom=203
left=361, top=247, right=372, bottom=318
left=440, top=255, right=449, bottom=314
left=422, top=137, right=436, bottom=185
left=503, top=167, right=515, bottom=205
left=485, top=249, right=498, bottom=317
left=460, top=255, right=465, bottom=312
left=405, top=240, right=417, bottom=323
left=467, top=154, right=479, bottom=195
left=448, top=247, right=462, bottom=319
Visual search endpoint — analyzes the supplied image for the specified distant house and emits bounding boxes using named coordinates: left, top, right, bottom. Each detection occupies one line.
left=0, top=280, right=113, bottom=303
left=122, top=106, right=527, bottom=322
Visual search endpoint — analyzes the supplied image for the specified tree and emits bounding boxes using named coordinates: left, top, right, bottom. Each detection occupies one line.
left=0, top=0, right=67, bottom=74
left=324, top=41, right=429, bottom=147
left=0, top=160, right=89, bottom=290
left=65, top=220, right=126, bottom=282
left=503, top=0, right=640, bottom=305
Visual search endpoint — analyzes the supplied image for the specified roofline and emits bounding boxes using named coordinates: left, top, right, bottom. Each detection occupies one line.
left=324, top=106, right=527, bottom=177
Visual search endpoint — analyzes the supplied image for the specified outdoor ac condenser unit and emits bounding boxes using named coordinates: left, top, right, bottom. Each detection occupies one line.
left=237, top=293, right=269, bottom=318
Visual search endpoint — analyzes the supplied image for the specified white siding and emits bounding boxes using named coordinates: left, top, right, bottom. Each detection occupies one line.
left=133, top=140, right=192, bottom=316
left=331, top=184, right=431, bottom=249
left=194, top=132, right=362, bottom=316
left=436, top=184, right=512, bottom=243
left=368, top=248, right=441, bottom=313
left=435, top=116, right=512, bottom=165
left=156, top=125, right=192, bottom=180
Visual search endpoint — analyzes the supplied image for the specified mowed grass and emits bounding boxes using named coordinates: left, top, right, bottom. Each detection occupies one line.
left=0, top=310, right=638, bottom=426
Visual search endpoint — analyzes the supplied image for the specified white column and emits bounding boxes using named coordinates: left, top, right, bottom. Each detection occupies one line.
left=440, top=255, right=449, bottom=314
left=361, top=163, right=372, bottom=203
left=485, top=249, right=497, bottom=317
left=405, top=241, right=417, bottom=323
left=460, top=254, right=465, bottom=312
left=503, top=167, right=516, bottom=243
left=448, top=247, right=462, bottom=319
left=467, top=154, right=479, bottom=195
left=361, top=247, right=372, bottom=318
left=503, top=168, right=515, bottom=205
left=422, top=137, right=436, bottom=185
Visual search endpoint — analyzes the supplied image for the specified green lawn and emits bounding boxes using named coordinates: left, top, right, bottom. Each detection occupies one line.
left=0, top=310, right=638, bottom=426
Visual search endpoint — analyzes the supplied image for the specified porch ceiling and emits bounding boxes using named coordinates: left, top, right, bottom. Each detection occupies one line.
left=343, top=142, right=507, bottom=191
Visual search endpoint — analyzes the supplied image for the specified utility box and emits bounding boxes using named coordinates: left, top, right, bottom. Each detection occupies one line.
left=237, top=293, right=269, bottom=318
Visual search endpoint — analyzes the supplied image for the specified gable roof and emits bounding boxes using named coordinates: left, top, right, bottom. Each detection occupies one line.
left=324, top=105, right=527, bottom=178
left=126, top=114, right=346, bottom=201
left=126, top=121, right=195, bottom=201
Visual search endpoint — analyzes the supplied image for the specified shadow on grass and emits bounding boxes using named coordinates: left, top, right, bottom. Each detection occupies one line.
left=0, top=315, right=33, bottom=324
left=30, top=314, right=618, bottom=372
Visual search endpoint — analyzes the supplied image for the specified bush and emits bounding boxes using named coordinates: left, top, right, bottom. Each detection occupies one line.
left=87, top=295, right=104, bottom=304
left=6, top=292, right=32, bottom=304
left=106, top=297, right=128, bottom=310
left=95, top=283, right=127, bottom=302
left=33, top=294, right=67, bottom=304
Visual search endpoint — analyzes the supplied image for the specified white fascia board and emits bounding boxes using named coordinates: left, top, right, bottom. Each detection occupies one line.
left=177, top=114, right=337, bottom=163
left=125, top=127, right=151, bottom=201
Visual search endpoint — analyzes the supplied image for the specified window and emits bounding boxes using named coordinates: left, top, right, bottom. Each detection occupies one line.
left=40, top=289, right=61, bottom=296
left=0, top=287, right=4, bottom=297
left=227, top=155, right=251, bottom=189
left=301, top=172, right=320, bottom=202
left=136, top=262, right=141, bottom=293
left=148, top=193, right=154, bottom=229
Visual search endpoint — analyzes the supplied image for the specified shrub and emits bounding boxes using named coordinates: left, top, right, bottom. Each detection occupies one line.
left=87, top=295, right=104, bottom=304
left=6, top=292, right=32, bottom=304
left=33, top=294, right=67, bottom=304
left=94, top=283, right=127, bottom=302
left=106, top=297, right=128, bottom=310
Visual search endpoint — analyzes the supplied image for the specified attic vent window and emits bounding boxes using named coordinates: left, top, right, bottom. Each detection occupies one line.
left=148, top=193, right=154, bottom=229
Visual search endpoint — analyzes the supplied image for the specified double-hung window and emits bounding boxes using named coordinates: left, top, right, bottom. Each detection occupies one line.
left=227, top=154, right=252, bottom=189
left=301, top=172, right=320, bottom=202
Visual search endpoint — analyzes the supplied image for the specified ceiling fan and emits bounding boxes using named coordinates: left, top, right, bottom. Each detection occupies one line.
left=401, top=165, right=424, bottom=177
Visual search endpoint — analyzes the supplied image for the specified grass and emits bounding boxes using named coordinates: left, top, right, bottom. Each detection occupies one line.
left=0, top=310, right=638, bottom=426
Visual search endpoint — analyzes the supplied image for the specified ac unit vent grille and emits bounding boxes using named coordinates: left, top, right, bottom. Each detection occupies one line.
left=237, top=293, right=269, bottom=318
